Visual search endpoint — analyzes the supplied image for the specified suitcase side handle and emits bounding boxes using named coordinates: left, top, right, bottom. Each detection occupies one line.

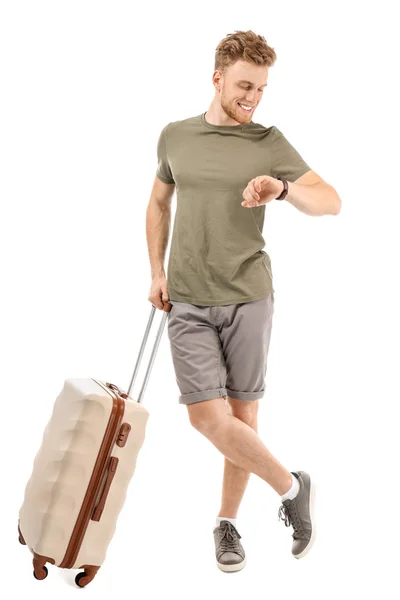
left=91, top=456, right=119, bottom=522
left=126, top=301, right=171, bottom=404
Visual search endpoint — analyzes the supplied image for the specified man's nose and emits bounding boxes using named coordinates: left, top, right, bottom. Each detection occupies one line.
left=244, top=91, right=257, bottom=104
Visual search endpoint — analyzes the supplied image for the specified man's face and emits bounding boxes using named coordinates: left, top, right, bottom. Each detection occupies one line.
left=215, top=59, right=269, bottom=124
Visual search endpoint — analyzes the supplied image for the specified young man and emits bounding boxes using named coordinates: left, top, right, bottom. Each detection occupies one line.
left=146, top=30, right=341, bottom=572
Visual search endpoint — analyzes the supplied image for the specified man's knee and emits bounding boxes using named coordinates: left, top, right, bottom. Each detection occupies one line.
left=186, top=397, right=228, bottom=433
left=227, top=397, right=259, bottom=431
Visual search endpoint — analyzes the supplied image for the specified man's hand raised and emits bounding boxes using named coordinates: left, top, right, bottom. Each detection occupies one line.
left=241, top=176, right=285, bottom=208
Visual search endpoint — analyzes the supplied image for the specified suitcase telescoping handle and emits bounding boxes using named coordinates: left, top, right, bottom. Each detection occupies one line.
left=126, top=300, right=172, bottom=404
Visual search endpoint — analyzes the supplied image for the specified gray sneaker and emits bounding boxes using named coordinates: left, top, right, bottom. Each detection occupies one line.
left=278, top=471, right=316, bottom=559
left=213, top=520, right=246, bottom=572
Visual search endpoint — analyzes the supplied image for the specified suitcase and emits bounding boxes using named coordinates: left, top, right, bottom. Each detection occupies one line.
left=17, top=301, right=171, bottom=588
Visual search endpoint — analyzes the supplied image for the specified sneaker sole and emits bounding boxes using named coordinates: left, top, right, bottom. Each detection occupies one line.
left=294, top=477, right=317, bottom=560
left=216, top=556, right=246, bottom=572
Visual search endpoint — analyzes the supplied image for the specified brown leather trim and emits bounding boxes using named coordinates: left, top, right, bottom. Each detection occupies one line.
left=59, top=381, right=125, bottom=568
left=91, top=456, right=119, bottom=522
left=116, top=422, right=131, bottom=447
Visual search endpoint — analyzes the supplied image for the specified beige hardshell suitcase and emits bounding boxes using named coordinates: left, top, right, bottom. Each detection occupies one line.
left=18, top=302, right=171, bottom=588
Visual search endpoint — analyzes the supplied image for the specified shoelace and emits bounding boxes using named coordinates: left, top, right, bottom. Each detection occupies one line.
left=278, top=501, right=305, bottom=539
left=217, top=522, right=242, bottom=552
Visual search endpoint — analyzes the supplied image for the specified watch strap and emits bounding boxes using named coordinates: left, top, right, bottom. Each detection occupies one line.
left=276, top=176, right=289, bottom=200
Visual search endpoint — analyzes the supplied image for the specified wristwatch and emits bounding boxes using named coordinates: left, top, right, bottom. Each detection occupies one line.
left=276, top=176, right=289, bottom=200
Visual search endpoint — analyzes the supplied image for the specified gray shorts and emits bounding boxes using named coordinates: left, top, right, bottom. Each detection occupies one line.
left=167, top=293, right=274, bottom=404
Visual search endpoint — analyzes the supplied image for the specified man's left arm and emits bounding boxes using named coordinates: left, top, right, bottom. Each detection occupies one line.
left=284, top=170, right=342, bottom=216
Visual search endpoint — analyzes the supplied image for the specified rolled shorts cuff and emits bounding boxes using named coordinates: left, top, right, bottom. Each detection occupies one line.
left=225, top=388, right=264, bottom=401
left=179, top=387, right=227, bottom=405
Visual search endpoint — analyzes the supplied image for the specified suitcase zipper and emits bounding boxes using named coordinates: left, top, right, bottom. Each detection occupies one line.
left=59, top=380, right=125, bottom=569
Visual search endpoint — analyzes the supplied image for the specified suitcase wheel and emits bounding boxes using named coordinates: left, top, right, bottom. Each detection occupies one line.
left=33, top=565, right=48, bottom=580
left=17, top=524, right=26, bottom=545
left=75, top=572, right=88, bottom=588
left=74, top=566, right=99, bottom=587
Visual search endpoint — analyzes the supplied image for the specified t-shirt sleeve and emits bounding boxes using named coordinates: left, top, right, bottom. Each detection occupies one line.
left=270, top=126, right=311, bottom=182
left=155, top=124, right=175, bottom=184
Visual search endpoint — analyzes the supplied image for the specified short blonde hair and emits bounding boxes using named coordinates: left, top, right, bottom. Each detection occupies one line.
left=215, top=30, right=277, bottom=73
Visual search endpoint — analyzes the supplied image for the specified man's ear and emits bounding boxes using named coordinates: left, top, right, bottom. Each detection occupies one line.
left=212, top=70, right=222, bottom=91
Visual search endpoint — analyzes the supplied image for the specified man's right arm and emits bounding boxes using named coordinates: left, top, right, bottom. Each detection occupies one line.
left=146, top=175, right=175, bottom=307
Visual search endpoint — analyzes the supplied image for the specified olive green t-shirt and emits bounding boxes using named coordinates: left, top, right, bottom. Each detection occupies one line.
left=156, top=112, right=310, bottom=306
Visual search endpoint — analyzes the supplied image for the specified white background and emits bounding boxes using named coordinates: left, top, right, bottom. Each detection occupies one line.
left=1, top=0, right=399, bottom=597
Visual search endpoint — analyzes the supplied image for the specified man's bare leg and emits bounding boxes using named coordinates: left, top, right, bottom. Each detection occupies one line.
left=217, top=397, right=259, bottom=518
left=187, top=397, right=292, bottom=496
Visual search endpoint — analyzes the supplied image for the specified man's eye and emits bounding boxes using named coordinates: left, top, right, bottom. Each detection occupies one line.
left=240, top=85, right=264, bottom=91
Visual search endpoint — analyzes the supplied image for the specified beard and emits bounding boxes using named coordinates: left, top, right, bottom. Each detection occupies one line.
left=220, top=93, right=253, bottom=124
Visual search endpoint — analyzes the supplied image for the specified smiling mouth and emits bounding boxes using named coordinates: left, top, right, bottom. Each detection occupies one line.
left=237, top=102, right=254, bottom=112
